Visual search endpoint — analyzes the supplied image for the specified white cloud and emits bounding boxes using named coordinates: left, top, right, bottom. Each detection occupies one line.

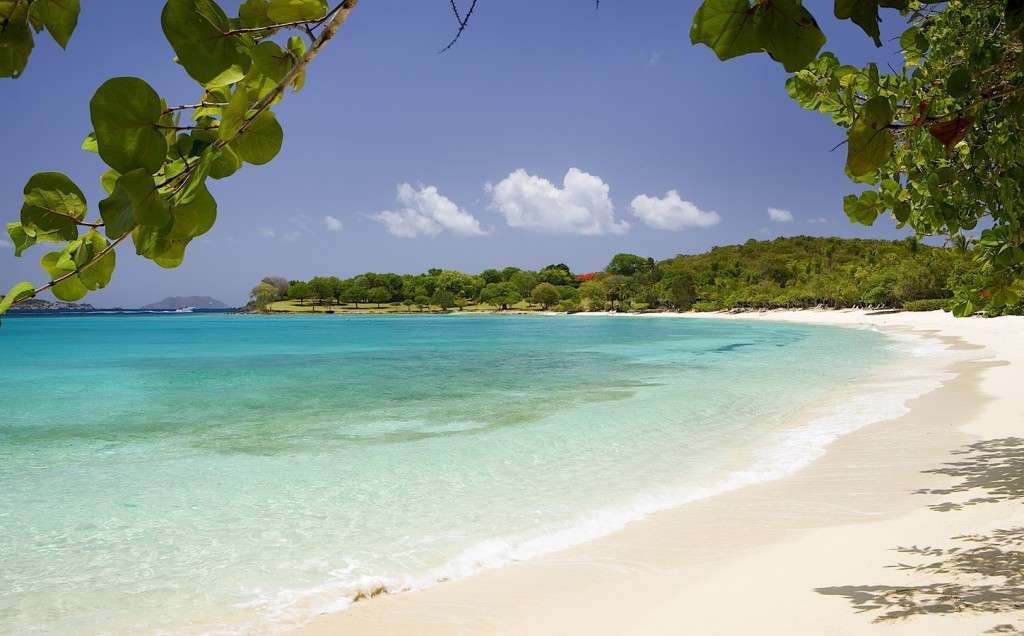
left=648, top=52, right=661, bottom=66
left=323, top=215, right=344, bottom=232
left=808, top=216, right=829, bottom=224
left=630, top=190, right=720, bottom=231
left=768, top=207, right=794, bottom=223
left=259, top=216, right=308, bottom=241
left=0, top=238, right=11, bottom=248
left=487, top=168, right=628, bottom=235
left=373, top=183, right=486, bottom=238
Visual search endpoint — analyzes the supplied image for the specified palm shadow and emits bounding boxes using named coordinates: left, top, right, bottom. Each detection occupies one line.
left=915, top=438, right=1024, bottom=512
left=815, top=438, right=1024, bottom=629
left=816, top=528, right=1024, bottom=622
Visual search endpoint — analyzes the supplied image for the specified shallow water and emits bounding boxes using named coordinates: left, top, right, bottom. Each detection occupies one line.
left=0, top=313, right=924, bottom=634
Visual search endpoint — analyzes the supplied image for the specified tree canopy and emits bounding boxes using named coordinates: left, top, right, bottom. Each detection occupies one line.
left=691, top=0, right=1024, bottom=315
left=250, top=236, right=1004, bottom=315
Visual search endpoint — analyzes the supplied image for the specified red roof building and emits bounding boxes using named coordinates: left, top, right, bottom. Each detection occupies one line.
left=575, top=272, right=598, bottom=283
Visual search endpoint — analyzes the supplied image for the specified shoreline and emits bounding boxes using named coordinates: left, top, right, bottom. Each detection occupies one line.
left=293, top=309, right=1024, bottom=635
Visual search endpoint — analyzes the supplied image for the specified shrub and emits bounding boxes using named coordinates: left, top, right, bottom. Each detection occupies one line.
left=903, top=298, right=949, bottom=312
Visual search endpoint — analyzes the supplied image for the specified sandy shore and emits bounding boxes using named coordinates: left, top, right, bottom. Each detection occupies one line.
left=295, top=309, right=1024, bottom=635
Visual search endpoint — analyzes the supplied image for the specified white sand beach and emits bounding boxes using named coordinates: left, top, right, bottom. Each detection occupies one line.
left=296, top=309, right=1024, bottom=635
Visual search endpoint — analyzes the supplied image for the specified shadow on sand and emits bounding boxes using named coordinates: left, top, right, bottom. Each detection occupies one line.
left=815, top=438, right=1024, bottom=629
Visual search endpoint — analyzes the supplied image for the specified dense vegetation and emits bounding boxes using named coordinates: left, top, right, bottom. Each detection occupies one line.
left=250, top=236, right=1017, bottom=314
left=691, top=0, right=1024, bottom=315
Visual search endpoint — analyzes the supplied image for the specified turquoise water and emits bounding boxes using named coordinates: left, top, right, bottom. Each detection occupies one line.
left=1, top=314, right=903, bottom=634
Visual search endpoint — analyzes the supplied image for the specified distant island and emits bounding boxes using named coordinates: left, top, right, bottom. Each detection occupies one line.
left=142, top=296, right=230, bottom=310
left=8, top=299, right=97, bottom=313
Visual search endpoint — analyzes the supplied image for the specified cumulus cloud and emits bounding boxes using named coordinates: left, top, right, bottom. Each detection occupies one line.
left=373, top=183, right=486, bottom=238
left=323, top=215, right=344, bottom=232
left=630, top=190, right=720, bottom=231
left=259, top=215, right=309, bottom=241
left=808, top=216, right=829, bottom=224
left=487, top=168, right=628, bottom=235
left=768, top=207, right=794, bottom=223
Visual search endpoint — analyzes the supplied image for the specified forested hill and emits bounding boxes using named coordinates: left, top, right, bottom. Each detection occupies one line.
left=252, top=236, right=1008, bottom=314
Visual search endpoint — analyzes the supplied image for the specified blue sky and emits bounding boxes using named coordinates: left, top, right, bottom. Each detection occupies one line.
left=1, top=1, right=913, bottom=306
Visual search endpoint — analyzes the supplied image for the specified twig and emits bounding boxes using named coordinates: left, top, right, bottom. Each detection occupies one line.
left=440, top=0, right=477, bottom=53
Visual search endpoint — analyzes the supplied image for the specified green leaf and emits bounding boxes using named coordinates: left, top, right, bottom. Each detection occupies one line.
left=0, top=281, right=34, bottom=315
left=209, top=145, right=242, bottom=179
left=232, top=110, right=283, bottom=165
left=100, top=169, right=119, bottom=194
left=100, top=169, right=170, bottom=238
left=946, top=68, right=971, bottom=98
left=846, top=96, right=893, bottom=178
left=76, top=230, right=116, bottom=291
left=239, top=0, right=271, bottom=27
left=843, top=191, right=883, bottom=225
left=755, top=0, right=826, bottom=72
left=990, top=287, right=1019, bottom=307
left=20, top=171, right=86, bottom=243
left=0, top=2, right=34, bottom=78
left=287, top=35, right=306, bottom=90
left=835, top=0, right=882, bottom=46
left=81, top=132, right=98, bottom=153
left=90, top=77, right=168, bottom=174
left=40, top=250, right=88, bottom=301
left=219, top=84, right=250, bottom=141
left=242, top=41, right=290, bottom=101
left=30, top=0, right=79, bottom=48
left=690, top=0, right=760, bottom=62
left=7, top=222, right=36, bottom=256
left=162, top=0, right=252, bottom=88
left=266, top=0, right=327, bottom=23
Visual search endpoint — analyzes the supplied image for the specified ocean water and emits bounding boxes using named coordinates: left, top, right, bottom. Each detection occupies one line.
left=0, top=314, right=946, bottom=634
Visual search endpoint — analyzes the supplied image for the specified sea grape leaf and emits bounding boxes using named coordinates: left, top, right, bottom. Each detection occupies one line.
left=132, top=185, right=216, bottom=268
left=30, top=0, right=79, bottom=48
left=846, top=96, right=893, bottom=178
left=40, top=250, right=88, bottom=301
left=81, top=132, right=98, bottom=153
left=0, top=281, right=34, bottom=315
left=843, top=190, right=883, bottom=225
left=267, top=0, right=328, bottom=23
left=7, top=222, right=36, bottom=256
left=161, top=0, right=252, bottom=88
left=209, top=144, right=242, bottom=179
left=287, top=35, right=306, bottom=90
left=242, top=41, right=291, bottom=101
left=929, top=115, right=975, bottom=151
left=756, top=0, right=825, bottom=72
left=219, top=84, right=250, bottom=141
left=231, top=109, right=283, bottom=165
left=946, top=68, right=971, bottom=98
left=20, top=172, right=86, bottom=243
left=690, top=0, right=760, bottom=61
left=239, top=0, right=272, bottom=27
left=100, top=168, right=170, bottom=237
left=76, top=230, right=115, bottom=290
left=835, top=0, right=883, bottom=46
left=90, top=77, right=168, bottom=174
left=0, top=2, right=34, bottom=78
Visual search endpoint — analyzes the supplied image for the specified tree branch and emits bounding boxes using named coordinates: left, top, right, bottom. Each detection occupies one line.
left=30, top=229, right=132, bottom=298
left=440, top=0, right=477, bottom=53
left=7, top=0, right=362, bottom=311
